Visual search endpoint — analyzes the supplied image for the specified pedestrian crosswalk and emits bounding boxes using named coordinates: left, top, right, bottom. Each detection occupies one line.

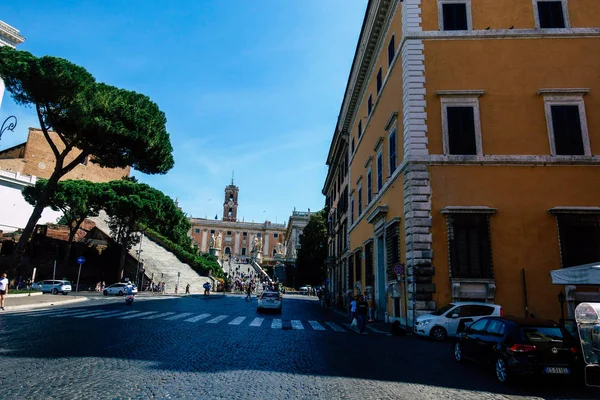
left=10, top=308, right=349, bottom=333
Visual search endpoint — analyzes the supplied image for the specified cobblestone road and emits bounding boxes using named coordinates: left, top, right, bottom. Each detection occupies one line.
left=0, top=293, right=596, bottom=399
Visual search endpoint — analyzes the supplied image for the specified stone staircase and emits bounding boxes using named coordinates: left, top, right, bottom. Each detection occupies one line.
left=90, top=212, right=215, bottom=294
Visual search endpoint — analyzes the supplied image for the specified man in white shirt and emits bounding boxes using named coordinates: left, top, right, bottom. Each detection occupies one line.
left=0, top=273, right=8, bottom=311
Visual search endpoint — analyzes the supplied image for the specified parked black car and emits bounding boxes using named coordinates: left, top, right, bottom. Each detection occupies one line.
left=453, top=316, right=582, bottom=384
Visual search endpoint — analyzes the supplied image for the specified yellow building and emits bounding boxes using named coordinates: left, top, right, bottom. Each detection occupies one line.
left=324, top=0, right=600, bottom=331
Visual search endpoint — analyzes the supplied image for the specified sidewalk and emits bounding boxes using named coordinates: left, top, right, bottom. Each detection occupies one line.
left=2, top=293, right=88, bottom=312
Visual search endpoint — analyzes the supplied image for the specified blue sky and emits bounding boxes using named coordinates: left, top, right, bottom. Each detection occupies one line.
left=0, top=1, right=366, bottom=224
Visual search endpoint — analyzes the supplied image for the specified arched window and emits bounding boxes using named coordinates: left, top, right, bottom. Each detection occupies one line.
left=229, top=194, right=234, bottom=201
left=225, top=247, right=231, bottom=255
left=228, top=208, right=233, bottom=217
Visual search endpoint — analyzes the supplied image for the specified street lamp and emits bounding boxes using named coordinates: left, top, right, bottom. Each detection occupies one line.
left=558, top=291, right=566, bottom=324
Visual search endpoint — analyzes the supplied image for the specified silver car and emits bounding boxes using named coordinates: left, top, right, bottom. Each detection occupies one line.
left=39, top=280, right=72, bottom=295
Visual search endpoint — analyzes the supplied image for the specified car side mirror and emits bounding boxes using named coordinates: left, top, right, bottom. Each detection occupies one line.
left=451, top=313, right=459, bottom=319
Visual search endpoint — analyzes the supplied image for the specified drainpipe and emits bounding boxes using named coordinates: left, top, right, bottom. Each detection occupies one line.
left=382, top=214, right=387, bottom=323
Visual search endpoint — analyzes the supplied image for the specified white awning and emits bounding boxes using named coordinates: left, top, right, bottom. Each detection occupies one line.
left=551, top=263, right=600, bottom=285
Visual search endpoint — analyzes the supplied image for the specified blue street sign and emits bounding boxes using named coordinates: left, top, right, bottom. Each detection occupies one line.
left=325, top=278, right=330, bottom=284
left=77, top=256, right=86, bottom=265
left=393, top=263, right=404, bottom=275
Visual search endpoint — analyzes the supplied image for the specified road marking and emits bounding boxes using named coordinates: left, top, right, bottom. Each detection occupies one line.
left=119, top=311, right=157, bottom=319
left=50, top=309, right=95, bottom=318
left=325, top=322, right=346, bottom=332
left=164, top=313, right=193, bottom=321
left=206, top=315, right=228, bottom=324
left=291, top=320, right=304, bottom=330
left=96, top=310, right=140, bottom=319
left=271, top=319, right=282, bottom=329
left=185, top=313, right=211, bottom=323
left=308, top=321, right=326, bottom=331
left=73, top=310, right=115, bottom=318
left=229, top=316, right=246, bottom=325
left=249, top=317, right=264, bottom=327
left=142, top=312, right=175, bottom=320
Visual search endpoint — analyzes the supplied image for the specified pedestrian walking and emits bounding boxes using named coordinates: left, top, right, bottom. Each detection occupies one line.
left=356, top=295, right=369, bottom=334
left=245, top=284, right=252, bottom=302
left=175, top=284, right=178, bottom=294
left=0, top=273, right=8, bottom=311
left=368, top=296, right=376, bottom=322
left=185, top=284, right=190, bottom=294
left=350, top=295, right=357, bottom=321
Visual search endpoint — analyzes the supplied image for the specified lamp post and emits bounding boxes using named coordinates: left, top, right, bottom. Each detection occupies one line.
left=135, top=232, right=144, bottom=288
left=0, top=115, right=17, bottom=145
left=558, top=291, right=566, bottom=325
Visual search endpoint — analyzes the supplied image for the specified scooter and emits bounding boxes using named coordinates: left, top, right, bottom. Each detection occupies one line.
left=125, top=294, right=134, bottom=305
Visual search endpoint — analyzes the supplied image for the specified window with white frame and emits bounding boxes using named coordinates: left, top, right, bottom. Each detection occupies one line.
left=538, top=89, right=590, bottom=156
left=367, top=168, right=373, bottom=204
left=438, top=90, right=484, bottom=156
left=376, top=150, right=383, bottom=191
left=388, top=128, right=397, bottom=176
left=358, top=184, right=363, bottom=215
left=387, top=35, right=395, bottom=67
left=350, top=196, right=355, bottom=224
left=368, top=94, right=373, bottom=115
left=533, top=0, right=569, bottom=29
left=438, top=0, right=472, bottom=31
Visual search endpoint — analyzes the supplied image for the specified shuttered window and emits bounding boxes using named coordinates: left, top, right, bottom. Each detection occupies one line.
left=367, top=170, right=373, bottom=203
left=557, top=215, right=600, bottom=268
left=368, top=94, right=373, bottom=115
left=377, top=68, right=382, bottom=94
left=386, top=222, right=400, bottom=282
left=358, top=186, right=363, bottom=215
left=447, top=106, right=477, bottom=155
left=551, top=105, right=584, bottom=155
left=377, top=152, right=383, bottom=191
left=358, top=120, right=363, bottom=138
left=448, top=214, right=493, bottom=279
left=538, top=1, right=565, bottom=28
left=388, top=35, right=395, bottom=66
left=389, top=129, right=397, bottom=174
left=442, top=3, right=468, bottom=31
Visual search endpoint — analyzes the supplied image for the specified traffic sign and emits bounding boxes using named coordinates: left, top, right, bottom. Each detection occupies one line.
left=77, top=256, right=86, bottom=265
left=325, top=278, right=330, bottom=284
left=393, top=263, right=405, bottom=275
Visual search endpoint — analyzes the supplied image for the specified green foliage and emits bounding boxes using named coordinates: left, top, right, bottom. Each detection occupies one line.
left=0, top=47, right=175, bottom=263
left=144, top=228, right=222, bottom=278
left=295, top=208, right=328, bottom=286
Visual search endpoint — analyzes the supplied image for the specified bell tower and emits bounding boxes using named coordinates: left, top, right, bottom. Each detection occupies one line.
left=223, top=175, right=239, bottom=222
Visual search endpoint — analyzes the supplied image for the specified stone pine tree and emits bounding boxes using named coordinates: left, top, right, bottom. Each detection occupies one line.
left=22, top=179, right=109, bottom=267
left=295, top=208, right=328, bottom=287
left=104, top=178, right=176, bottom=279
left=0, top=47, right=174, bottom=270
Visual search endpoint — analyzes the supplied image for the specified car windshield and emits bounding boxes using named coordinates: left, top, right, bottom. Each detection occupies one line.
left=431, top=303, right=455, bottom=316
left=63, top=281, right=71, bottom=285
left=263, top=293, right=279, bottom=298
left=522, top=327, right=564, bottom=343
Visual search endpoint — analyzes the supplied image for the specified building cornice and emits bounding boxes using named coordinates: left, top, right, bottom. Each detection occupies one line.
left=402, top=28, right=600, bottom=43
left=0, top=20, right=25, bottom=48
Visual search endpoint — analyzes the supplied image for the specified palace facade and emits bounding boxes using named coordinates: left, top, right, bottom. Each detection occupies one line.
left=324, top=0, right=600, bottom=329
left=190, top=181, right=287, bottom=262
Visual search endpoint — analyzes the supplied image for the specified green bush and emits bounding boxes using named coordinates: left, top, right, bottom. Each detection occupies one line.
left=144, top=228, right=222, bottom=278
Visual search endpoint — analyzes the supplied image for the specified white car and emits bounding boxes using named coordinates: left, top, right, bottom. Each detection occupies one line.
left=299, top=286, right=311, bottom=294
left=103, top=283, right=138, bottom=296
left=257, top=291, right=282, bottom=313
left=39, top=280, right=72, bottom=295
left=415, top=302, right=503, bottom=341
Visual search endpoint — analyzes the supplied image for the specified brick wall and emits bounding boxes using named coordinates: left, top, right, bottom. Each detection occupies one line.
left=18, top=128, right=130, bottom=182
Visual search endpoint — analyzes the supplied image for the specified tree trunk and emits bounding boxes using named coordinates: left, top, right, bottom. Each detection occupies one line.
left=13, top=170, right=62, bottom=274
left=118, top=244, right=127, bottom=280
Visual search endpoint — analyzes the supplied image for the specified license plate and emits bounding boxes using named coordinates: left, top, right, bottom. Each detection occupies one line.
left=267, top=299, right=273, bottom=303
left=545, top=367, right=570, bottom=374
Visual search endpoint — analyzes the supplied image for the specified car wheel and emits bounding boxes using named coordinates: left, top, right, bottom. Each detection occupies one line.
left=52, top=288, right=58, bottom=295
left=495, top=357, right=510, bottom=384
left=103, top=290, right=108, bottom=296
left=256, top=308, right=261, bottom=313
left=431, top=326, right=447, bottom=341
left=118, top=290, right=123, bottom=296
left=454, top=342, right=464, bottom=363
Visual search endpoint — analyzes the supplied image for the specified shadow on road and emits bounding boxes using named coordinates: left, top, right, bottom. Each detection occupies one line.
left=0, top=295, right=596, bottom=399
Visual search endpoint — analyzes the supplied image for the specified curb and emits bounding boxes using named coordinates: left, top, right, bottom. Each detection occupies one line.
left=4, top=296, right=89, bottom=312
left=6, top=292, right=43, bottom=298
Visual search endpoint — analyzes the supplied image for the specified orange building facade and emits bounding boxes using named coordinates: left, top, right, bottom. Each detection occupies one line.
left=324, top=0, right=600, bottom=331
